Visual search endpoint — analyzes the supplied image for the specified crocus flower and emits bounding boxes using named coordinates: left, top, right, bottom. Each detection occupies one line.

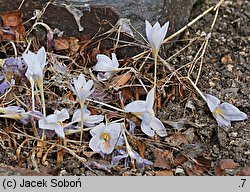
left=23, top=47, right=47, bottom=115
left=23, top=47, right=46, bottom=82
left=93, top=53, right=119, bottom=81
left=205, top=94, right=248, bottom=127
left=145, top=20, right=169, bottom=88
left=0, top=106, right=40, bottom=124
left=145, top=20, right=169, bottom=54
left=124, top=87, right=167, bottom=137
left=71, top=73, right=94, bottom=105
left=71, top=73, right=94, bottom=143
left=71, top=106, right=104, bottom=127
left=38, top=108, right=69, bottom=138
left=89, top=123, right=123, bottom=154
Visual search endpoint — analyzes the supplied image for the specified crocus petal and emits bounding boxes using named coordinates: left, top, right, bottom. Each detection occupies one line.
left=54, top=108, right=69, bottom=122
left=111, top=153, right=129, bottom=166
left=100, top=140, right=114, bottom=154
left=89, top=135, right=102, bottom=152
left=94, top=54, right=113, bottom=71
left=124, top=100, right=146, bottom=113
left=204, top=94, right=221, bottom=112
left=0, top=80, right=9, bottom=94
left=219, top=103, right=248, bottom=121
left=111, top=53, right=119, bottom=68
left=84, top=115, right=104, bottom=125
left=44, top=114, right=58, bottom=123
left=158, top=21, right=169, bottom=46
left=150, top=117, right=167, bottom=137
left=39, top=118, right=54, bottom=130
left=145, top=20, right=153, bottom=41
left=77, top=73, right=87, bottom=85
left=145, top=86, right=155, bottom=111
left=54, top=124, right=65, bottom=138
left=97, top=72, right=113, bottom=81
left=141, top=120, right=155, bottom=137
left=213, top=113, right=231, bottom=127
left=90, top=123, right=105, bottom=136
left=37, top=46, right=46, bottom=69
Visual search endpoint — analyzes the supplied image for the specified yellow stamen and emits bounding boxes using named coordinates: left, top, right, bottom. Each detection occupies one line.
left=213, top=108, right=224, bottom=116
left=100, top=132, right=111, bottom=142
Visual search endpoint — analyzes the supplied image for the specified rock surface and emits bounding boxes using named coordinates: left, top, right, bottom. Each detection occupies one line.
left=0, top=0, right=197, bottom=39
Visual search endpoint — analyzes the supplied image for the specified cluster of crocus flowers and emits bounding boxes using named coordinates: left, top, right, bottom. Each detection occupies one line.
left=204, top=94, right=248, bottom=127
left=23, top=47, right=47, bottom=115
left=38, top=108, right=69, bottom=139
left=145, top=20, right=169, bottom=88
left=89, top=123, right=123, bottom=154
left=124, top=86, right=167, bottom=137
left=71, top=73, right=94, bottom=143
left=93, top=53, right=120, bottom=81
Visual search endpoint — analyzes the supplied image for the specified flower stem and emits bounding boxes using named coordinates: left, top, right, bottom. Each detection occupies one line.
left=37, top=78, right=46, bottom=140
left=79, top=102, right=84, bottom=144
left=153, top=51, right=158, bottom=89
left=31, top=81, right=35, bottom=111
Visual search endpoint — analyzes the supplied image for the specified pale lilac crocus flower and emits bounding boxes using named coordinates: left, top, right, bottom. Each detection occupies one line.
left=93, top=53, right=119, bottom=81
left=23, top=47, right=47, bottom=115
left=205, top=94, right=248, bottom=127
left=39, top=108, right=69, bottom=139
left=71, top=73, right=94, bottom=143
left=124, top=87, right=167, bottom=137
left=145, top=20, right=169, bottom=88
left=145, top=20, right=169, bottom=55
left=89, top=123, right=123, bottom=154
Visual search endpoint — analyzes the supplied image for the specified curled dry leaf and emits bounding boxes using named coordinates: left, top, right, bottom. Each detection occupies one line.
left=107, top=72, right=132, bottom=88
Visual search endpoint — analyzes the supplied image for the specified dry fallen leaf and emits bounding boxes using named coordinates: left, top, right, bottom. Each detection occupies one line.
left=153, top=148, right=172, bottom=169
left=220, top=159, right=239, bottom=170
left=107, top=72, right=132, bottom=88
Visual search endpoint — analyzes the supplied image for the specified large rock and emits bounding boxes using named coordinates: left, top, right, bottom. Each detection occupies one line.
left=0, top=0, right=197, bottom=39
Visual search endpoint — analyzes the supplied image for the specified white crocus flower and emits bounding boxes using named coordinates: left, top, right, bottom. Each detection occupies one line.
left=205, top=94, right=248, bottom=127
left=39, top=108, right=69, bottom=139
left=145, top=20, right=169, bottom=88
left=145, top=20, right=169, bottom=55
left=23, top=46, right=47, bottom=116
left=124, top=87, right=167, bottom=137
left=71, top=73, right=94, bottom=143
left=89, top=123, right=123, bottom=154
left=71, top=73, right=94, bottom=105
left=72, top=106, right=104, bottom=127
left=93, top=53, right=119, bottom=81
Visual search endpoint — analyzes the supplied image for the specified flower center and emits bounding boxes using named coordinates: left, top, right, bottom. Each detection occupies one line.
left=100, top=132, right=111, bottom=142
left=213, top=108, right=224, bottom=116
